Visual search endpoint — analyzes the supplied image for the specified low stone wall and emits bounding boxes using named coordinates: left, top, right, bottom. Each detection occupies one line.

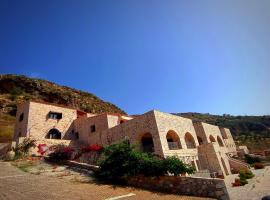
left=127, top=175, right=230, bottom=200
left=16, top=137, right=73, bottom=155
left=228, top=158, right=249, bottom=173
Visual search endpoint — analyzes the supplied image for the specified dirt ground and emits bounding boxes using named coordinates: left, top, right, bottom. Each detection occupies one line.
left=0, top=161, right=211, bottom=200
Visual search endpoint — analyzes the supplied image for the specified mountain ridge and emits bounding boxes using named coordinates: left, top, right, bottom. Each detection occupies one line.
left=0, top=74, right=125, bottom=142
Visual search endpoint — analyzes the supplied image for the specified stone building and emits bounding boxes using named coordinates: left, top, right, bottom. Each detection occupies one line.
left=13, top=101, right=248, bottom=177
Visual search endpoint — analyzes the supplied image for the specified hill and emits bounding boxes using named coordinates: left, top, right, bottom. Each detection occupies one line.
left=0, top=74, right=125, bottom=142
left=174, top=112, right=270, bottom=151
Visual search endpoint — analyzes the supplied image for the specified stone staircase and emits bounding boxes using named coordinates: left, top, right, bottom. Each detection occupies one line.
left=227, top=155, right=250, bottom=172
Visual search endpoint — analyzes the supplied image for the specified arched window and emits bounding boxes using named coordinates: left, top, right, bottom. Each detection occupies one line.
left=209, top=135, right=216, bottom=143
left=166, top=130, right=182, bottom=150
left=46, top=128, right=61, bottom=139
left=185, top=133, right=196, bottom=149
left=217, top=136, right=224, bottom=147
left=140, top=133, right=154, bottom=153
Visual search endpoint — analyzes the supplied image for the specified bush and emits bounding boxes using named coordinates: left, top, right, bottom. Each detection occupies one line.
left=239, top=170, right=254, bottom=179
left=253, top=163, right=265, bottom=169
left=47, top=144, right=74, bottom=161
left=96, top=140, right=195, bottom=181
left=239, top=177, right=248, bottom=186
left=245, top=154, right=261, bottom=164
left=13, top=138, right=36, bottom=159
left=163, top=156, right=195, bottom=176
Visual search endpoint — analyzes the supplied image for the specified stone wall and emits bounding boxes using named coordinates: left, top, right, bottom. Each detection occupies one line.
left=220, top=128, right=237, bottom=155
left=27, top=102, right=78, bottom=139
left=17, top=137, right=72, bottom=155
left=154, top=111, right=199, bottom=169
left=74, top=114, right=109, bottom=145
left=127, top=175, right=230, bottom=200
left=13, top=101, right=30, bottom=140
left=198, top=143, right=231, bottom=176
left=87, top=111, right=165, bottom=156
left=14, top=101, right=79, bottom=142
left=201, top=123, right=225, bottom=146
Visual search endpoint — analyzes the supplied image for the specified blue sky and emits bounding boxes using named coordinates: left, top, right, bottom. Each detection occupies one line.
left=0, top=0, right=270, bottom=115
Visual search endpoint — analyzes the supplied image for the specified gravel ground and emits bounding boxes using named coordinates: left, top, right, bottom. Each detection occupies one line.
left=225, top=166, right=270, bottom=200
left=0, top=161, right=212, bottom=200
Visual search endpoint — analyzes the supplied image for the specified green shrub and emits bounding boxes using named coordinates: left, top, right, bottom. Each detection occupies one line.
left=97, top=140, right=142, bottom=179
left=9, top=87, right=23, bottom=100
left=164, top=156, right=195, bottom=176
left=239, top=170, right=254, bottom=179
left=96, top=140, right=195, bottom=181
left=245, top=154, right=261, bottom=164
left=137, top=153, right=166, bottom=177
left=239, top=176, right=248, bottom=186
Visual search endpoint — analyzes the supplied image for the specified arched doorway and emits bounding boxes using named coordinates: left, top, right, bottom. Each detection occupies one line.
left=209, top=135, right=216, bottom=143
left=46, top=128, right=61, bottom=139
left=221, top=157, right=229, bottom=175
left=217, top=136, right=224, bottom=147
left=166, top=130, right=182, bottom=150
left=140, top=133, right=154, bottom=153
left=185, top=133, right=196, bottom=149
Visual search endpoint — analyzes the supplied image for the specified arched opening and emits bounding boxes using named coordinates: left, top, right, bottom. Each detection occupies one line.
left=197, top=136, right=203, bottom=145
left=221, top=157, right=229, bottom=175
left=46, top=128, right=61, bottom=139
left=185, top=132, right=196, bottom=149
left=217, top=136, right=224, bottom=147
left=209, top=135, right=216, bottom=143
left=140, top=133, right=154, bottom=153
left=166, top=130, right=182, bottom=150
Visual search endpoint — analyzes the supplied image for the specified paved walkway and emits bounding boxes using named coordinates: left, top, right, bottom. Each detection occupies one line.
left=226, top=167, right=270, bottom=200
left=0, top=161, right=211, bottom=200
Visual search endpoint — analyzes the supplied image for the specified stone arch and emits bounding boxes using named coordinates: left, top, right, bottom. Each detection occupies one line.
left=46, top=128, right=61, bottom=139
left=184, top=132, right=196, bottom=149
left=166, top=130, right=182, bottom=150
left=140, top=132, right=154, bottom=153
left=209, top=135, right=216, bottom=143
left=217, top=136, right=224, bottom=147
left=221, top=157, right=229, bottom=175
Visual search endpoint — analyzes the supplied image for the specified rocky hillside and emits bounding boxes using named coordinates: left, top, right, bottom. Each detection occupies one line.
left=174, top=112, right=270, bottom=151
left=0, top=74, right=125, bottom=142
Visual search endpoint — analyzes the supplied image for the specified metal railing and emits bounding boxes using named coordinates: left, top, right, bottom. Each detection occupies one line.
left=167, top=142, right=181, bottom=150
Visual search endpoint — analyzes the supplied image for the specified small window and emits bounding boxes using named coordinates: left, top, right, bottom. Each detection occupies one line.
left=90, top=125, right=96, bottom=132
left=48, top=112, right=62, bottom=120
left=75, top=132, right=79, bottom=139
left=120, top=120, right=125, bottom=124
left=19, top=113, right=24, bottom=122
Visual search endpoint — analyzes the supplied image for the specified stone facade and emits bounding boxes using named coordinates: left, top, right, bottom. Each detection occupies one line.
left=127, top=175, right=230, bottom=200
left=14, top=101, right=78, bottom=141
left=14, top=101, right=248, bottom=178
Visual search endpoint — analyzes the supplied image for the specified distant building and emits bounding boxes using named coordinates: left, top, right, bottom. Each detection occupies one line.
left=13, top=101, right=249, bottom=177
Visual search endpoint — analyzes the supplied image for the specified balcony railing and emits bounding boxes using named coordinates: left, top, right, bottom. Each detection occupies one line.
left=168, top=142, right=181, bottom=150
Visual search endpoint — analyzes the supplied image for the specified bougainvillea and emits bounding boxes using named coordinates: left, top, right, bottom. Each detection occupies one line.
left=89, top=144, right=103, bottom=152
left=81, top=144, right=103, bottom=153
left=37, top=144, right=48, bottom=155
